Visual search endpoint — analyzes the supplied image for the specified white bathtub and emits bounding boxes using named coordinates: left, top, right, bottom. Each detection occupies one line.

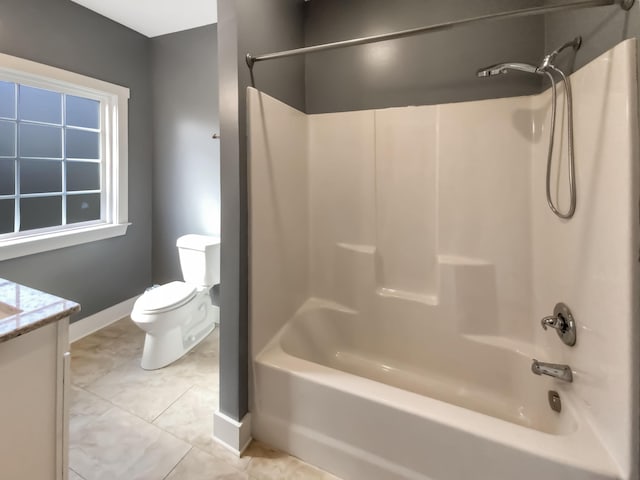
left=253, top=299, right=620, bottom=480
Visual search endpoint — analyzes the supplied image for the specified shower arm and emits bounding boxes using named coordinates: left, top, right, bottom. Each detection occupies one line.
left=541, top=37, right=582, bottom=70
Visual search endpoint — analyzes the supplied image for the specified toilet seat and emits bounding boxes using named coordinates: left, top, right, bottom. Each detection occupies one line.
left=135, top=281, right=197, bottom=314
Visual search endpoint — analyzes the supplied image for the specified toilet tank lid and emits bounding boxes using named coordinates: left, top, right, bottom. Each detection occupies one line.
left=176, top=234, right=221, bottom=251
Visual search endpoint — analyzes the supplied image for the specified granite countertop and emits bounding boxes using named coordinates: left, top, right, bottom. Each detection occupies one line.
left=0, top=278, right=80, bottom=343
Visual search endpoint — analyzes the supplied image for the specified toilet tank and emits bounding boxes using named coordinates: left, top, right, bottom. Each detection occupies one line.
left=177, top=234, right=221, bottom=287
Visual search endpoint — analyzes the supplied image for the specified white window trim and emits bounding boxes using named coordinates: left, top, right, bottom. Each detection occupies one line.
left=0, top=52, right=130, bottom=261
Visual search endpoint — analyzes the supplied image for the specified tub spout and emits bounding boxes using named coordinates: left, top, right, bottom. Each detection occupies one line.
left=531, top=359, right=573, bottom=383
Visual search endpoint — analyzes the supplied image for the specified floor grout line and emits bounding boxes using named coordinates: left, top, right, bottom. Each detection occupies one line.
left=70, top=384, right=119, bottom=413
left=150, top=383, right=197, bottom=424
left=70, top=349, right=143, bottom=390
left=160, top=445, right=193, bottom=480
left=69, top=467, right=86, bottom=480
left=189, top=441, right=252, bottom=472
left=72, top=370, right=188, bottom=430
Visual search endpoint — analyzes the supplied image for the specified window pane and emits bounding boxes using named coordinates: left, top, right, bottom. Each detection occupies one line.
left=67, top=193, right=100, bottom=224
left=66, top=129, right=99, bottom=159
left=20, top=196, right=61, bottom=231
left=0, top=120, right=15, bottom=157
left=19, top=123, right=62, bottom=158
left=0, top=82, right=16, bottom=120
left=67, top=161, right=99, bottom=191
left=20, top=159, right=61, bottom=194
left=66, top=95, right=99, bottom=129
left=0, top=159, right=15, bottom=195
left=0, top=199, right=14, bottom=234
left=19, top=85, right=62, bottom=124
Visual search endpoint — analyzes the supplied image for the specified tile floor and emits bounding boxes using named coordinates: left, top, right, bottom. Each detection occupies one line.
left=70, top=317, right=339, bottom=480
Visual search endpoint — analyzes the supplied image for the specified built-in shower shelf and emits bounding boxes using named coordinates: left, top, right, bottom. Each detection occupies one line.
left=463, top=334, right=542, bottom=357
left=336, top=242, right=376, bottom=255
left=299, top=297, right=358, bottom=315
left=376, top=287, right=438, bottom=306
left=438, top=254, right=491, bottom=266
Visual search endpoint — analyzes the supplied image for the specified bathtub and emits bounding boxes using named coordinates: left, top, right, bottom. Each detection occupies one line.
left=253, top=299, right=620, bottom=480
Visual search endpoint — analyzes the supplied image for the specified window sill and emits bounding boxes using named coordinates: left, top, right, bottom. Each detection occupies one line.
left=0, top=223, right=130, bottom=261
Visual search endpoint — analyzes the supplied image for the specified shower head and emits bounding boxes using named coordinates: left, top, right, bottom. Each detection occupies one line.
left=476, top=62, right=541, bottom=78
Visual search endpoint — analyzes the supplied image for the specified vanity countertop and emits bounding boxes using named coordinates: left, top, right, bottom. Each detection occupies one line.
left=0, top=278, right=80, bottom=343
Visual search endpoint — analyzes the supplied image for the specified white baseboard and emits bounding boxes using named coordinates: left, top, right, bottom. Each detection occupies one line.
left=69, top=296, right=139, bottom=343
left=213, top=411, right=252, bottom=456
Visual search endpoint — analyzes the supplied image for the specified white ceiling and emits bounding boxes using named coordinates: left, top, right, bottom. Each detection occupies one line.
left=71, top=0, right=218, bottom=38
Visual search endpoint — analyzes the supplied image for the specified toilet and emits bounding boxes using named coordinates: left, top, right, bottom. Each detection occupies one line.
left=131, top=234, right=220, bottom=370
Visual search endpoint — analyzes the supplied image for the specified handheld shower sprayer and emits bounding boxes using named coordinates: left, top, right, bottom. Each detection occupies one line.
left=476, top=36, right=582, bottom=220
left=475, top=37, right=582, bottom=78
left=476, top=62, right=540, bottom=78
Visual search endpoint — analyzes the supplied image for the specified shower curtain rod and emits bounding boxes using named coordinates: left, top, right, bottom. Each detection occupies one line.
left=246, top=0, right=634, bottom=69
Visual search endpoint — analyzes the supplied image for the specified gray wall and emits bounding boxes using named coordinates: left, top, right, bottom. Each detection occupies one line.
left=0, top=0, right=153, bottom=320
left=544, top=2, right=639, bottom=72
left=151, top=25, right=220, bottom=284
left=304, top=0, right=545, bottom=114
left=217, top=0, right=305, bottom=421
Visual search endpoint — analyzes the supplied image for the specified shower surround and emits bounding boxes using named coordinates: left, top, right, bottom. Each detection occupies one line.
left=248, top=39, right=639, bottom=479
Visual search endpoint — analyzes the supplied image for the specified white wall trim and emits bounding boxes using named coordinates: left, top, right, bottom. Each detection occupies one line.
left=213, top=411, right=252, bottom=456
left=0, top=223, right=130, bottom=262
left=69, top=295, right=138, bottom=343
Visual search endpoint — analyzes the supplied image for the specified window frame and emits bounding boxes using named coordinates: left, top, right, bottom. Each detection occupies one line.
left=0, top=52, right=130, bottom=261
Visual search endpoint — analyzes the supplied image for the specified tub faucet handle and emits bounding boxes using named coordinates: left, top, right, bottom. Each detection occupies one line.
left=540, top=315, right=561, bottom=330
left=540, top=302, right=577, bottom=347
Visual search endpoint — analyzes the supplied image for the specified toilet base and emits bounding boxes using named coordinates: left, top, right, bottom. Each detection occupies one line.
left=140, top=320, right=216, bottom=370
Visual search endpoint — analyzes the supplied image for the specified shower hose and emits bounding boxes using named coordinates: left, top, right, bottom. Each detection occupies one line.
left=542, top=67, right=576, bottom=219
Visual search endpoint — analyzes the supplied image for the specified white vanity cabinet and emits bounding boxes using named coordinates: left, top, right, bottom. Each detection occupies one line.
left=0, top=318, right=71, bottom=480
left=0, top=279, right=78, bottom=480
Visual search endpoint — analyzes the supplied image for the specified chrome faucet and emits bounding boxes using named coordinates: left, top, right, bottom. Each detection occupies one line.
left=531, top=359, right=573, bottom=383
left=541, top=314, right=568, bottom=331
left=540, top=302, right=577, bottom=346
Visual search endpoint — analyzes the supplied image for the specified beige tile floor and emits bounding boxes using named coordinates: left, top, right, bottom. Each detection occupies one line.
left=70, top=317, right=340, bottom=480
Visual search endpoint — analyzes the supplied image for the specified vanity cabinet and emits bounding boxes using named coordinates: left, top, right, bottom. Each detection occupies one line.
left=0, top=279, right=78, bottom=480
left=0, top=318, right=70, bottom=480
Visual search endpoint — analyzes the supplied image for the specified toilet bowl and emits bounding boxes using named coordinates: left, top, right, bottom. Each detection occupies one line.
left=131, top=234, right=220, bottom=370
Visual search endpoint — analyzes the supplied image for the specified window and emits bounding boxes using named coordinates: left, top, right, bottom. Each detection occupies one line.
left=0, top=53, right=130, bottom=260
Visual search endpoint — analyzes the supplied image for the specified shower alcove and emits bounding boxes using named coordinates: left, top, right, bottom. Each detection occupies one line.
left=248, top=39, right=639, bottom=480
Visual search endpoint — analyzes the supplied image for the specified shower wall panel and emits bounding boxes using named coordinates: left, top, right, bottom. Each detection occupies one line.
left=307, top=99, right=534, bottom=339
left=530, top=39, right=639, bottom=478
left=375, top=107, right=438, bottom=300
left=308, top=112, right=376, bottom=302
left=247, top=88, right=309, bottom=357
left=437, top=96, right=534, bottom=339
